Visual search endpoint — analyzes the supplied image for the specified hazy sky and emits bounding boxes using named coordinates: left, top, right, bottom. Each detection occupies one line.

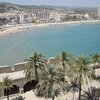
left=0, top=0, right=100, bottom=7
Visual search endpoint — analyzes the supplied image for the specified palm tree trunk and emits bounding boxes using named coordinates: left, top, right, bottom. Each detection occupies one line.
left=73, top=92, right=75, bottom=100
left=93, top=63, right=96, bottom=69
left=79, top=75, right=82, bottom=100
left=52, top=96, right=55, bottom=100
left=7, top=95, right=9, bottom=100
left=35, top=66, right=38, bottom=82
left=79, top=84, right=81, bottom=100
left=62, top=61, right=65, bottom=78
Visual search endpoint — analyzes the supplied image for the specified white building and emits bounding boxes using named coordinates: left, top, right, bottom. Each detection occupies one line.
left=19, top=14, right=33, bottom=24
left=19, top=14, right=25, bottom=24
left=34, top=11, right=50, bottom=22
left=33, top=11, right=66, bottom=22
left=84, top=13, right=90, bottom=20
left=98, top=6, right=100, bottom=18
left=49, top=12, right=61, bottom=22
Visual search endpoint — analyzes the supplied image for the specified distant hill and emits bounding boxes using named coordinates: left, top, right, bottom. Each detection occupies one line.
left=0, top=2, right=55, bottom=13
left=0, top=2, right=97, bottom=13
left=72, top=7, right=97, bottom=14
left=0, top=2, right=22, bottom=13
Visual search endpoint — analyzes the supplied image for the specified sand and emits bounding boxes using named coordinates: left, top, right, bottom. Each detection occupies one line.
left=0, top=20, right=100, bottom=37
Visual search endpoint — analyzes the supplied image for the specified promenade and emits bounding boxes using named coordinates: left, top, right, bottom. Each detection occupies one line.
left=0, top=63, right=100, bottom=100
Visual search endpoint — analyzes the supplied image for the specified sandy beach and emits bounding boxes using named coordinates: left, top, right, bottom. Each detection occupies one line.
left=0, top=20, right=100, bottom=37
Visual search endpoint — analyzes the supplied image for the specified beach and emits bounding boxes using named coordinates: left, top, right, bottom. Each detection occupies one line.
left=0, top=20, right=100, bottom=37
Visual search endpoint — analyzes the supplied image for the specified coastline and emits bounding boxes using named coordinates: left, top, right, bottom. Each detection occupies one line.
left=0, top=20, right=100, bottom=37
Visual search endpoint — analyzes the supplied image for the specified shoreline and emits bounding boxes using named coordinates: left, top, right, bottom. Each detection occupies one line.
left=0, top=20, right=100, bottom=37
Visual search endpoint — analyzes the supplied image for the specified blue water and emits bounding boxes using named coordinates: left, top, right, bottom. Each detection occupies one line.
left=0, top=23, right=100, bottom=65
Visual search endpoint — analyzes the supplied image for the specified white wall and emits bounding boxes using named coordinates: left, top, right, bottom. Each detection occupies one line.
left=98, top=7, right=100, bottom=17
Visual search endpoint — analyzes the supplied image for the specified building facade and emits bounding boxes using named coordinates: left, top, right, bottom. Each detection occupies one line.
left=98, top=6, right=100, bottom=18
left=34, top=11, right=50, bottom=22
left=49, top=12, right=61, bottom=22
left=18, top=14, right=33, bottom=24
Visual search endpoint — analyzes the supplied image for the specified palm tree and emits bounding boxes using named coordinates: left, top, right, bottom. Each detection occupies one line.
left=90, top=53, right=100, bottom=68
left=93, top=75, right=100, bottom=82
left=2, top=76, right=13, bottom=100
left=35, top=64, right=68, bottom=100
left=81, top=87, right=96, bottom=100
left=68, top=79, right=79, bottom=100
left=0, top=82, right=3, bottom=97
left=70, top=56, right=95, bottom=100
left=62, top=51, right=72, bottom=76
left=24, top=52, right=46, bottom=81
left=52, top=51, right=72, bottom=78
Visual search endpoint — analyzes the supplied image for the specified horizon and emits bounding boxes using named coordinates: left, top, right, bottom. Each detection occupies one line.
left=0, top=0, right=100, bottom=7
left=0, top=2, right=99, bottom=8
left=0, top=2, right=98, bottom=8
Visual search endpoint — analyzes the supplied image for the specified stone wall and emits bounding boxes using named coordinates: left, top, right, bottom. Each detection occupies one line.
left=0, top=62, right=28, bottom=97
left=0, top=77, right=30, bottom=97
left=13, top=62, right=27, bottom=72
left=0, top=62, right=28, bottom=74
left=0, top=65, right=11, bottom=74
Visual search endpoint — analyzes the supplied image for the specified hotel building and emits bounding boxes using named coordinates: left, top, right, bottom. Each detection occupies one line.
left=49, top=12, right=61, bottom=22
left=19, top=14, right=33, bottom=24
left=98, top=6, right=100, bottom=18
left=34, top=11, right=50, bottom=22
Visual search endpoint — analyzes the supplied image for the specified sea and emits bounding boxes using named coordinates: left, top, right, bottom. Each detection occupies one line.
left=0, top=23, right=100, bottom=65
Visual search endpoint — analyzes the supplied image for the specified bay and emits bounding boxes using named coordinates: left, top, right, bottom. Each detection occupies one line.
left=0, top=23, right=100, bottom=65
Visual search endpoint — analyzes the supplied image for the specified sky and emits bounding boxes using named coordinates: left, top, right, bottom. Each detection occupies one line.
left=0, top=0, right=100, bottom=7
